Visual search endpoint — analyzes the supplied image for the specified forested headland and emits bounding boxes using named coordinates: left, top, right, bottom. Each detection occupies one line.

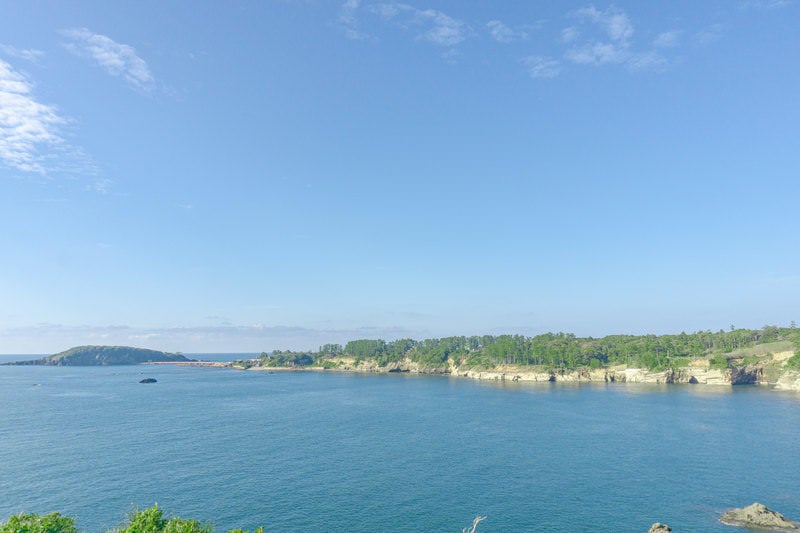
left=241, top=324, right=800, bottom=373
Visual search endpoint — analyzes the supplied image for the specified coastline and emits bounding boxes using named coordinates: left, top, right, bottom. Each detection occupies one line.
left=224, top=352, right=800, bottom=392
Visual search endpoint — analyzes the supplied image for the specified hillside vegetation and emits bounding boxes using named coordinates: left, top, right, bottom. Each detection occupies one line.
left=8, top=346, right=192, bottom=366
left=245, top=324, right=800, bottom=372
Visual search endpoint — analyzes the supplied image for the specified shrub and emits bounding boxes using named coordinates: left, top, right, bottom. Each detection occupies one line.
left=0, top=512, right=77, bottom=533
left=2, top=507, right=263, bottom=533
left=162, top=518, right=212, bottom=533
left=786, top=352, right=800, bottom=370
left=118, top=506, right=167, bottom=533
left=709, top=355, right=729, bottom=369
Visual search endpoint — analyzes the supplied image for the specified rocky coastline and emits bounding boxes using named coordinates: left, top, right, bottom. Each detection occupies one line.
left=238, top=351, right=800, bottom=391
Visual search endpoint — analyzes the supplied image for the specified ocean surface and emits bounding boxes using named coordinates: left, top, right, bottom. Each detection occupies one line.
left=1, top=363, right=799, bottom=532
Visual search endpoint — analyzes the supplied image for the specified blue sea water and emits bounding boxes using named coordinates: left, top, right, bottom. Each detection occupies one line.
left=1, top=365, right=799, bottom=532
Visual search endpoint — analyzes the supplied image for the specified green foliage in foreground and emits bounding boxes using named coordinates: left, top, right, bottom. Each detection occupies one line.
left=0, top=512, right=77, bottom=533
left=256, top=324, right=800, bottom=372
left=0, top=506, right=263, bottom=533
left=0, top=508, right=483, bottom=533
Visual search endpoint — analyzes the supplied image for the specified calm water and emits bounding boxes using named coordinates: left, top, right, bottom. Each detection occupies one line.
left=1, top=365, right=799, bottom=532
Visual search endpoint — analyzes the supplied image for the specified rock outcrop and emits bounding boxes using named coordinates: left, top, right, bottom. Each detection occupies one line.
left=450, top=362, right=778, bottom=386
left=720, top=503, right=797, bottom=530
left=337, top=359, right=450, bottom=375
left=648, top=524, right=671, bottom=533
left=775, top=370, right=800, bottom=391
left=729, top=365, right=763, bottom=385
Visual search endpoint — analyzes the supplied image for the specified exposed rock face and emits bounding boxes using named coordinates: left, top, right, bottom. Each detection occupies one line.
left=729, top=365, right=763, bottom=385
left=249, top=354, right=797, bottom=389
left=720, top=503, right=797, bottom=530
left=648, top=524, right=671, bottom=533
left=339, top=360, right=450, bottom=375
left=775, top=370, right=800, bottom=391
left=454, top=364, right=773, bottom=386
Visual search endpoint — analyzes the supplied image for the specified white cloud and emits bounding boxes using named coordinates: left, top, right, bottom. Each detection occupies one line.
left=524, top=55, right=561, bottom=79
left=371, top=3, right=401, bottom=19
left=370, top=3, right=469, bottom=47
left=414, top=7, right=469, bottom=46
left=627, top=51, right=667, bottom=71
left=0, top=44, right=45, bottom=62
left=562, top=5, right=671, bottom=72
left=338, top=0, right=372, bottom=40
left=0, top=59, right=66, bottom=173
left=61, top=28, right=154, bottom=91
left=88, top=177, right=113, bottom=194
left=574, top=6, right=633, bottom=42
left=487, top=20, right=528, bottom=43
left=566, top=6, right=634, bottom=66
left=695, top=23, right=724, bottom=44
left=561, top=26, right=580, bottom=43
left=654, top=30, right=681, bottom=48
left=565, top=41, right=628, bottom=65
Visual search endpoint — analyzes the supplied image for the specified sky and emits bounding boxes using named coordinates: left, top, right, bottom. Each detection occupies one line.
left=1, top=0, right=799, bottom=353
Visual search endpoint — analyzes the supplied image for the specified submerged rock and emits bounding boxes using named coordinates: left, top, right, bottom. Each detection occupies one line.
left=720, top=503, right=797, bottom=530
left=139, top=378, right=157, bottom=384
left=648, top=524, right=671, bottom=533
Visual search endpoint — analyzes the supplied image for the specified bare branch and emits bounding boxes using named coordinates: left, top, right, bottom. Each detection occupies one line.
left=462, top=515, right=487, bottom=533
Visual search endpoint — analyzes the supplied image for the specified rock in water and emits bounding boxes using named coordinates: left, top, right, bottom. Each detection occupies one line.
left=648, top=523, right=671, bottom=532
left=139, top=378, right=157, bottom=384
left=720, top=503, right=797, bottom=530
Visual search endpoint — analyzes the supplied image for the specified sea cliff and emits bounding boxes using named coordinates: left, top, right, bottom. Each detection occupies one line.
left=241, top=350, right=800, bottom=389
left=775, top=370, right=800, bottom=391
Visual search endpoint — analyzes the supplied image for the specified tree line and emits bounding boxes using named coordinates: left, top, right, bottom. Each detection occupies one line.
left=254, top=324, right=800, bottom=371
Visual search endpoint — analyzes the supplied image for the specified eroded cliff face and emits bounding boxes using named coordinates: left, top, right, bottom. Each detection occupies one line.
left=429, top=361, right=770, bottom=386
left=456, top=364, right=766, bottom=385
left=258, top=352, right=798, bottom=389
left=775, top=370, right=800, bottom=391
left=337, top=359, right=451, bottom=375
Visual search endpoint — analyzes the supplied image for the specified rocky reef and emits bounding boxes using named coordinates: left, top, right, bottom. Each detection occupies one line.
left=648, top=524, right=671, bottom=533
left=720, top=502, right=797, bottom=530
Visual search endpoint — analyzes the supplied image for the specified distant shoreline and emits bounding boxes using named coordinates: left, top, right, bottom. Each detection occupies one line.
left=185, top=356, right=800, bottom=391
left=147, top=361, right=228, bottom=367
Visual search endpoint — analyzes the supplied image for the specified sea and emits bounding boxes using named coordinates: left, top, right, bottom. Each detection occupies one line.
left=1, top=354, right=799, bottom=532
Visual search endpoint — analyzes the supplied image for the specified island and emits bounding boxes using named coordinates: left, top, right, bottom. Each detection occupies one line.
left=6, top=345, right=193, bottom=366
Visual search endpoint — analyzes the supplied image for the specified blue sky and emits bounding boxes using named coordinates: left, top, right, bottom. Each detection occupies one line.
left=1, top=0, right=798, bottom=353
